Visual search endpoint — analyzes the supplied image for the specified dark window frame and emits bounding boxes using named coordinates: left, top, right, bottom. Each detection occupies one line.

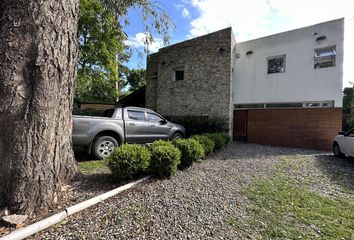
left=314, top=45, right=336, bottom=69
left=173, top=67, right=185, bottom=81
left=267, top=55, right=286, bottom=74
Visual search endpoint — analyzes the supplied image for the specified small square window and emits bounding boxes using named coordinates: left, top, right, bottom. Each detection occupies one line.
left=314, top=46, right=336, bottom=69
left=267, top=55, right=286, bottom=74
left=174, top=67, right=185, bottom=81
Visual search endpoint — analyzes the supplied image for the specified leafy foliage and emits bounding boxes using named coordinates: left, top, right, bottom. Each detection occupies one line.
left=73, top=107, right=104, bottom=116
left=343, top=87, right=354, bottom=130
left=76, top=0, right=127, bottom=103
left=165, top=116, right=228, bottom=137
left=126, top=68, right=146, bottom=91
left=204, top=133, right=230, bottom=150
left=76, top=0, right=173, bottom=103
left=191, top=135, right=215, bottom=156
left=149, top=140, right=181, bottom=178
left=107, top=144, right=150, bottom=180
left=172, top=139, right=204, bottom=169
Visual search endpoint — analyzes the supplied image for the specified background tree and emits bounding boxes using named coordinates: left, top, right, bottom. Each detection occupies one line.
left=76, top=0, right=172, bottom=103
left=343, top=87, right=354, bottom=130
left=76, top=0, right=129, bottom=103
left=0, top=0, right=172, bottom=214
left=126, top=68, right=146, bottom=92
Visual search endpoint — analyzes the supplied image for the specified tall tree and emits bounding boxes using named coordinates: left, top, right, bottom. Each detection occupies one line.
left=76, top=0, right=129, bottom=103
left=76, top=0, right=172, bottom=103
left=0, top=0, right=79, bottom=214
left=0, top=0, right=172, bottom=215
left=126, top=68, right=146, bottom=92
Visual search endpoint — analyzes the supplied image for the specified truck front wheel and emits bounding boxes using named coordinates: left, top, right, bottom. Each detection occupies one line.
left=92, top=136, right=119, bottom=160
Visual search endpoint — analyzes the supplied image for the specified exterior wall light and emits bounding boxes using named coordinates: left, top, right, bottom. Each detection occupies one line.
left=316, top=36, right=327, bottom=42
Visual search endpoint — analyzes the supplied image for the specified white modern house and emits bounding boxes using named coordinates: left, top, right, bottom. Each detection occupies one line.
left=146, top=18, right=344, bottom=150
left=233, top=19, right=343, bottom=108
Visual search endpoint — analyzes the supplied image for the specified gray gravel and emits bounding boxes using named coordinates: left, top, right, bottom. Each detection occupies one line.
left=26, top=142, right=354, bottom=239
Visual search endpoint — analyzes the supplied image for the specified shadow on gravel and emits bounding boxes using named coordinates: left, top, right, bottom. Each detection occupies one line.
left=314, top=155, right=354, bottom=192
left=74, top=147, right=94, bottom=162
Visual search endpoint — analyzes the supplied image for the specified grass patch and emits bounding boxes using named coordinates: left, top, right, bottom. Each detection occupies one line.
left=241, top=177, right=354, bottom=239
left=78, top=160, right=110, bottom=175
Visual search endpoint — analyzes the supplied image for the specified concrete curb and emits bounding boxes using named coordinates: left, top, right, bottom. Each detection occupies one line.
left=0, top=176, right=150, bottom=240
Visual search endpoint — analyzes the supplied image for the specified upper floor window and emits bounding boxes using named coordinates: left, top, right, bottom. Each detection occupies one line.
left=314, top=46, right=336, bottom=69
left=174, top=67, right=185, bottom=81
left=267, top=55, right=286, bottom=74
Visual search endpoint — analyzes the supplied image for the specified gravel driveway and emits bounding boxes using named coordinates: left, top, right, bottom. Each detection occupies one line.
left=31, top=142, right=354, bottom=239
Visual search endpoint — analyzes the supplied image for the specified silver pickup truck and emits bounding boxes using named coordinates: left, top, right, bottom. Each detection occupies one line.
left=73, top=107, right=185, bottom=159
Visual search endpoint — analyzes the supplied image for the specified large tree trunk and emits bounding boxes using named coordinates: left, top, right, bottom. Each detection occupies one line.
left=0, top=0, right=79, bottom=215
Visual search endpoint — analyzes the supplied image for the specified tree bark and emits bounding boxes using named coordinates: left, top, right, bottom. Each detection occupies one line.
left=0, top=0, right=79, bottom=214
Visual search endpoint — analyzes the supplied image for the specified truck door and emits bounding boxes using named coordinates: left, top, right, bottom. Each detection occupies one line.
left=146, top=112, right=171, bottom=141
left=124, top=109, right=151, bottom=143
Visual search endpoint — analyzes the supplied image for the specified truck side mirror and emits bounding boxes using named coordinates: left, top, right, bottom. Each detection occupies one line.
left=338, top=131, right=345, bottom=135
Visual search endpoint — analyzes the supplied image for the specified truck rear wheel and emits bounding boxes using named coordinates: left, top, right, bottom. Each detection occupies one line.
left=92, top=136, right=118, bottom=160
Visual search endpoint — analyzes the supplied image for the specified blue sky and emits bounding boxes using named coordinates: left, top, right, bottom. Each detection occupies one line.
left=124, top=0, right=354, bottom=87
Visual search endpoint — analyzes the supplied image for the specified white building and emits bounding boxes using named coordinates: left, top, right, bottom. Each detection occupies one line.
left=233, top=18, right=343, bottom=108
left=146, top=18, right=344, bottom=150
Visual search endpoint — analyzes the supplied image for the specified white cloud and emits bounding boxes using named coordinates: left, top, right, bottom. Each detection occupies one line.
left=125, top=32, right=163, bottom=53
left=182, top=8, right=190, bottom=18
left=175, top=3, right=190, bottom=19
left=189, top=0, right=272, bottom=40
left=188, top=0, right=354, bottom=87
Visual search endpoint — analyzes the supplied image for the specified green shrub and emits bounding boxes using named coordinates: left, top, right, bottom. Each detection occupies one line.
left=219, top=132, right=231, bottom=146
left=165, top=116, right=228, bottom=137
left=106, top=144, right=150, bottom=180
left=204, top=133, right=230, bottom=150
left=191, top=135, right=215, bottom=156
left=172, top=139, right=205, bottom=169
left=149, top=140, right=181, bottom=178
left=73, top=107, right=104, bottom=116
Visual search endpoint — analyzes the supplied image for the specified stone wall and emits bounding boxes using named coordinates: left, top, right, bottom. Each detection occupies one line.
left=146, top=28, right=233, bottom=131
left=145, top=53, right=158, bottom=110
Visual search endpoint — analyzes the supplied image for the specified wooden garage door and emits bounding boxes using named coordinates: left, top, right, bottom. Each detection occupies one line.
left=233, top=110, right=248, bottom=141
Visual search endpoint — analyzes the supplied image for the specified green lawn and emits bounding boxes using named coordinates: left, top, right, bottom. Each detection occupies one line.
left=230, top=155, right=354, bottom=239
left=77, top=160, right=110, bottom=175
left=243, top=177, right=354, bottom=239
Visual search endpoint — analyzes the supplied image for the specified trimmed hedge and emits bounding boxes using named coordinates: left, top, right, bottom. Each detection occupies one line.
left=149, top=140, right=181, bottom=178
left=106, top=133, right=230, bottom=180
left=204, top=133, right=230, bottom=150
left=106, top=144, right=150, bottom=180
left=172, top=139, right=205, bottom=169
left=165, top=116, right=228, bottom=137
left=191, top=135, right=215, bottom=156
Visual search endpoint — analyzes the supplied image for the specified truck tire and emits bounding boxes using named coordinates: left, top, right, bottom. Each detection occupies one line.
left=92, top=136, right=119, bottom=160
left=172, top=132, right=183, bottom=140
left=333, top=142, right=344, bottom=158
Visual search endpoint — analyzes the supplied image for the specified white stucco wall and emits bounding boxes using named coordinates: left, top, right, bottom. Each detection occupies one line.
left=232, top=18, right=344, bottom=107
